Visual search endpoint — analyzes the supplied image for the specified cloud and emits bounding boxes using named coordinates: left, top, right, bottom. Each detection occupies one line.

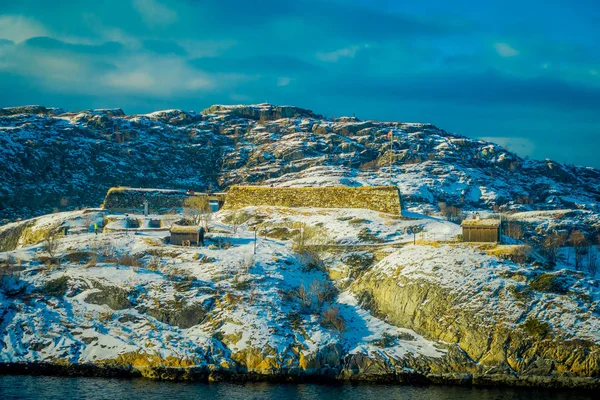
left=22, top=36, right=124, bottom=55
left=143, top=39, right=187, bottom=56
left=277, top=77, right=292, bottom=87
left=189, top=54, right=321, bottom=74
left=321, top=70, right=600, bottom=110
left=104, top=70, right=155, bottom=92
left=101, top=56, right=219, bottom=96
left=0, top=15, right=48, bottom=43
left=494, top=42, right=519, bottom=57
left=132, top=0, right=177, bottom=27
left=316, top=45, right=369, bottom=63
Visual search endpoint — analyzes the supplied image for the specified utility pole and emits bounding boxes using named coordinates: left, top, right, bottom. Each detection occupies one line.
left=253, top=228, right=257, bottom=255
left=388, top=129, right=394, bottom=186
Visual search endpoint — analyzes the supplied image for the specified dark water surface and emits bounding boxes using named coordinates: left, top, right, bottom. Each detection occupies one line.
left=0, top=375, right=596, bottom=400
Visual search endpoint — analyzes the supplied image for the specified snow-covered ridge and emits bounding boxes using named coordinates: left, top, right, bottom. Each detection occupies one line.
left=0, top=103, right=599, bottom=226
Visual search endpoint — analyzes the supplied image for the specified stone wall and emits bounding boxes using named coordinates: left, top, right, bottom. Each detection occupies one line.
left=223, top=186, right=401, bottom=215
left=103, top=187, right=226, bottom=214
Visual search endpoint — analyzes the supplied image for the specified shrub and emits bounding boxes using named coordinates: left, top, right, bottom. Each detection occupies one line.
left=41, top=276, right=69, bottom=297
left=213, top=237, right=232, bottom=250
left=0, top=258, right=26, bottom=296
left=287, top=311, right=303, bottom=331
left=96, top=312, right=114, bottom=324
left=292, top=224, right=331, bottom=255
left=529, top=273, right=568, bottom=295
left=298, top=250, right=325, bottom=272
left=193, top=253, right=215, bottom=263
left=232, top=275, right=251, bottom=291
left=397, top=331, right=416, bottom=341
left=100, top=241, right=117, bottom=258
left=291, top=279, right=338, bottom=314
left=357, top=227, right=384, bottom=243
left=225, top=211, right=252, bottom=233
left=86, top=253, right=98, bottom=268
left=310, top=279, right=337, bottom=305
left=146, top=255, right=161, bottom=271
left=319, top=306, right=345, bottom=332
left=294, top=284, right=312, bottom=311
left=117, top=254, right=143, bottom=268
left=522, top=317, right=551, bottom=338
left=356, top=290, right=376, bottom=310
left=174, top=280, right=194, bottom=292
left=358, top=160, right=379, bottom=171
left=372, top=332, right=397, bottom=347
left=507, top=285, right=532, bottom=302
left=242, top=254, right=254, bottom=272
left=344, top=253, right=374, bottom=268
left=438, top=202, right=463, bottom=223
left=263, top=227, right=298, bottom=240
left=65, top=251, right=93, bottom=264
left=348, top=218, right=369, bottom=225
left=41, top=230, right=61, bottom=263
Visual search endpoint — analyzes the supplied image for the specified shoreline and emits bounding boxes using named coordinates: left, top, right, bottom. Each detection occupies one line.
left=1, top=362, right=599, bottom=390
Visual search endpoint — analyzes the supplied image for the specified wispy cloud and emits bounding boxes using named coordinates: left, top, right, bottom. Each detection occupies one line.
left=132, top=0, right=177, bottom=27
left=494, top=42, right=519, bottom=57
left=277, top=77, right=292, bottom=87
left=0, top=15, right=48, bottom=43
left=316, top=44, right=369, bottom=62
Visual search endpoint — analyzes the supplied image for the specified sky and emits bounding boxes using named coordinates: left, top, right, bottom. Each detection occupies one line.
left=1, top=0, right=599, bottom=168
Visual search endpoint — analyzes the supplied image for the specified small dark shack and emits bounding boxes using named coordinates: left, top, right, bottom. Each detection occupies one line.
left=461, top=218, right=501, bottom=243
left=170, top=225, right=201, bottom=246
left=125, top=217, right=140, bottom=229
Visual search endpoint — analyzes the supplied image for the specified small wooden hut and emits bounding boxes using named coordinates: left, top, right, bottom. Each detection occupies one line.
left=461, top=218, right=501, bottom=243
left=170, top=225, right=201, bottom=246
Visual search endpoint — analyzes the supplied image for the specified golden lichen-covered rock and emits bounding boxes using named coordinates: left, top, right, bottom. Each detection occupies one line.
left=105, top=351, right=199, bottom=369
left=352, top=270, right=600, bottom=379
left=98, top=351, right=201, bottom=379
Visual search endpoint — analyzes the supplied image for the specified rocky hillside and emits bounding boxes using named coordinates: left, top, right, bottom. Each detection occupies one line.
left=1, top=104, right=599, bottom=223
left=1, top=207, right=599, bottom=388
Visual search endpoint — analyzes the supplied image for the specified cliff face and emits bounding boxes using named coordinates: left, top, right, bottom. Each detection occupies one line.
left=351, top=246, right=600, bottom=384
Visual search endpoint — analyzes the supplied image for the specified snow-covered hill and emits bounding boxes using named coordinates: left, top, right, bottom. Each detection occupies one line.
left=1, top=207, right=599, bottom=387
left=1, top=103, right=599, bottom=223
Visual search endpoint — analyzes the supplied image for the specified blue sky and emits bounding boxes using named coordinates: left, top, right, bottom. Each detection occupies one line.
left=1, top=0, right=599, bottom=167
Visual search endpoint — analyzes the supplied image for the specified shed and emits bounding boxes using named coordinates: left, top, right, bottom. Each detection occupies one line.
left=170, top=225, right=201, bottom=246
left=148, top=219, right=161, bottom=228
left=461, top=218, right=501, bottom=243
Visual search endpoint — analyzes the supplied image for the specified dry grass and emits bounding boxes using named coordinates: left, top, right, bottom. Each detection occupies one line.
left=485, top=245, right=532, bottom=263
left=414, top=239, right=440, bottom=247
left=319, top=306, right=345, bottom=332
